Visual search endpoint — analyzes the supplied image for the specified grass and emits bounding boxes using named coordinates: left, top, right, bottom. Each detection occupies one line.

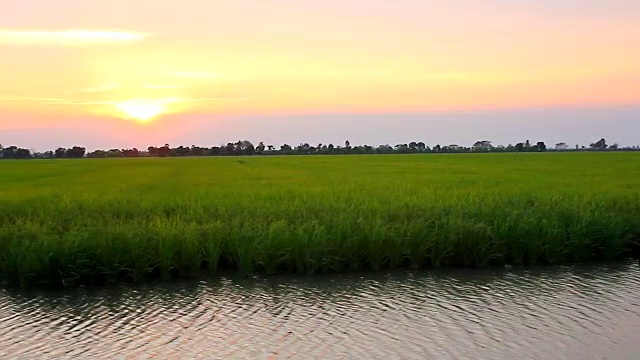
left=1, top=153, right=639, bottom=287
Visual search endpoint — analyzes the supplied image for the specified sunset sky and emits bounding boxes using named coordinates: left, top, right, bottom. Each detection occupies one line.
left=2, top=0, right=639, bottom=150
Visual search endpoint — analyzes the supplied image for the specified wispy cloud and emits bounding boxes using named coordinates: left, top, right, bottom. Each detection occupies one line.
left=67, top=83, right=120, bottom=93
left=418, top=71, right=531, bottom=83
left=0, top=95, right=110, bottom=105
left=186, top=96, right=256, bottom=103
left=173, top=71, right=222, bottom=78
left=0, top=29, right=150, bottom=46
left=144, top=84, right=184, bottom=89
left=113, top=96, right=254, bottom=104
left=0, top=95, right=253, bottom=106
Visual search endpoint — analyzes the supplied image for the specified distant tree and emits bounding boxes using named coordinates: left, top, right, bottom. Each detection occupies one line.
left=158, top=144, right=171, bottom=157
left=395, top=144, right=410, bottom=154
left=187, top=146, right=199, bottom=156
left=473, top=140, right=493, bottom=152
left=408, top=142, right=418, bottom=153
left=294, top=143, right=311, bottom=155
left=589, top=138, right=607, bottom=150
left=66, top=146, right=86, bottom=158
left=174, top=145, right=190, bottom=156
left=443, top=144, right=461, bottom=153
left=207, top=146, right=219, bottom=156
left=87, top=150, right=107, bottom=158
left=327, top=144, right=335, bottom=154
left=0, top=145, right=32, bottom=159
left=223, top=142, right=235, bottom=155
left=15, top=148, right=32, bottom=159
left=235, top=140, right=255, bottom=155
left=1, top=145, right=15, bottom=158
left=106, top=149, right=123, bottom=157
left=376, top=144, right=394, bottom=154
left=535, top=141, right=547, bottom=152
left=280, top=144, right=293, bottom=154
left=123, top=148, right=139, bottom=157
left=256, top=142, right=266, bottom=154
left=10, top=136, right=634, bottom=159
left=55, top=147, right=67, bottom=158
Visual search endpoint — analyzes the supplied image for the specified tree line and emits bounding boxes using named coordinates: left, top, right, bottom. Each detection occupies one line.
left=0, top=138, right=634, bottom=159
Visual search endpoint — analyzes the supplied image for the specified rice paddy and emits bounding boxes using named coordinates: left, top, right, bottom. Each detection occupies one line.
left=1, top=153, right=639, bottom=287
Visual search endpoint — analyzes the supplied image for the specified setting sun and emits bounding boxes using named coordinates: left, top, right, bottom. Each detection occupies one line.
left=115, top=100, right=167, bottom=122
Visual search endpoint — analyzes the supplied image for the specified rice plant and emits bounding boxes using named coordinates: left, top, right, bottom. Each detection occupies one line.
left=1, top=153, right=639, bottom=287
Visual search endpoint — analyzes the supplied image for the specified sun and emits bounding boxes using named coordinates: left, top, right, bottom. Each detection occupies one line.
left=115, top=100, right=167, bottom=122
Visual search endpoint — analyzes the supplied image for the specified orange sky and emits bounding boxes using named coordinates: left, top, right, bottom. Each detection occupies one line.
left=1, top=0, right=639, bottom=148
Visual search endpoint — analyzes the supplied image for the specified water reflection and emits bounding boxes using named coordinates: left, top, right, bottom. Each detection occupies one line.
left=1, top=262, right=639, bottom=359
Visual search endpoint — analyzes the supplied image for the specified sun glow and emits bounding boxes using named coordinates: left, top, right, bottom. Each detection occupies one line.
left=115, top=100, right=167, bottom=122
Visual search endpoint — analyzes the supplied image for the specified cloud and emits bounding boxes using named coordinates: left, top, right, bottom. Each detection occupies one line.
left=418, top=71, right=534, bottom=84
left=173, top=71, right=222, bottom=78
left=144, top=84, right=184, bottom=89
left=186, top=96, right=255, bottom=103
left=68, top=83, right=120, bottom=93
left=124, top=96, right=255, bottom=104
left=0, top=95, right=110, bottom=105
left=0, top=29, right=150, bottom=46
left=0, top=95, right=252, bottom=106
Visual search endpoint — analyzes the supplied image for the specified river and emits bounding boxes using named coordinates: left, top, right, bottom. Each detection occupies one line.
left=1, top=262, right=639, bottom=359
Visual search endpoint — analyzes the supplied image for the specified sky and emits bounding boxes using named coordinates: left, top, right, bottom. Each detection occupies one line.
left=1, top=0, right=639, bottom=150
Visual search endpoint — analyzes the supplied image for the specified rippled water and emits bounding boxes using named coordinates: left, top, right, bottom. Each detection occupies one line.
left=2, top=262, right=640, bottom=359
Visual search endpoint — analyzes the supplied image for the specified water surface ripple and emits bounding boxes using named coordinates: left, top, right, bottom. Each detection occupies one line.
left=1, top=262, right=639, bottom=359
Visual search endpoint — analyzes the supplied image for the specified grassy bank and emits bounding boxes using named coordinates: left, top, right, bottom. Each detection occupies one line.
left=1, top=153, right=639, bottom=287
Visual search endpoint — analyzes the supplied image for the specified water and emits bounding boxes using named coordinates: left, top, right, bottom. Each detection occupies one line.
left=1, top=262, right=640, bottom=359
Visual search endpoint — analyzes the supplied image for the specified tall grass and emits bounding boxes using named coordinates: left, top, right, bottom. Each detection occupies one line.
left=1, top=153, right=639, bottom=287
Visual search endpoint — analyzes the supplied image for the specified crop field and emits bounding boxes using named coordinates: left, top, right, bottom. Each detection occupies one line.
left=1, top=153, right=639, bottom=287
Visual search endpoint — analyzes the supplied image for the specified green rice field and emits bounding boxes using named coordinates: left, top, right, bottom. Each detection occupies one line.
left=1, top=153, right=639, bottom=287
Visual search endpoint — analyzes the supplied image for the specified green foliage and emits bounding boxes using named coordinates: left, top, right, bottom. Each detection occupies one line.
left=1, top=153, right=639, bottom=287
